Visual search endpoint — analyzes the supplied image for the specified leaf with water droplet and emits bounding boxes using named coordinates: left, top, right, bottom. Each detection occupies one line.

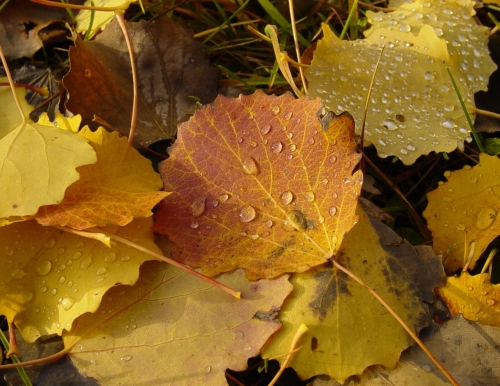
left=154, top=91, right=362, bottom=279
left=424, top=154, right=500, bottom=272
left=437, top=272, right=500, bottom=328
left=0, top=218, right=158, bottom=342
left=262, top=205, right=445, bottom=382
left=28, top=127, right=169, bottom=229
left=307, top=22, right=477, bottom=164
left=63, top=261, right=292, bottom=385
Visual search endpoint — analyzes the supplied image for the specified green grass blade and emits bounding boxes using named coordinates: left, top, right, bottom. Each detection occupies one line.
left=0, top=329, right=33, bottom=386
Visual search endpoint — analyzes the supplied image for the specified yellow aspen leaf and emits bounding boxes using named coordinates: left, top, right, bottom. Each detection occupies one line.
left=0, top=82, right=96, bottom=218
left=262, top=205, right=445, bottom=383
left=37, top=112, right=82, bottom=133
left=63, top=262, right=292, bottom=385
left=154, top=91, right=362, bottom=280
left=0, top=218, right=159, bottom=342
left=31, top=127, right=169, bottom=229
left=436, top=272, right=500, bottom=327
left=424, top=154, right=500, bottom=272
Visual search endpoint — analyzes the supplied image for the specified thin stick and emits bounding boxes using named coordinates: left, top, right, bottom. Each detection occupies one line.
left=480, top=248, right=497, bottom=274
left=268, top=323, right=308, bottom=386
left=331, top=259, right=460, bottom=386
left=194, top=20, right=259, bottom=39
left=288, top=0, right=307, bottom=94
left=115, top=12, right=139, bottom=145
left=58, top=226, right=241, bottom=299
left=0, top=45, right=26, bottom=125
left=474, top=108, right=500, bottom=120
left=462, top=241, right=476, bottom=272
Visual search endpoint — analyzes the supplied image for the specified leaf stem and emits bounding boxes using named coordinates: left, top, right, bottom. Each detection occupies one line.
left=331, top=259, right=460, bottom=386
left=30, top=0, right=128, bottom=11
left=288, top=0, right=307, bottom=94
left=474, top=108, right=500, bottom=120
left=115, top=12, right=139, bottom=145
left=0, top=45, right=26, bottom=125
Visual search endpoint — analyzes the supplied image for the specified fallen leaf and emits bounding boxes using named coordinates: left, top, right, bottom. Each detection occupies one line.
left=31, top=127, right=169, bottom=229
left=423, top=154, right=500, bottom=272
left=0, top=218, right=159, bottom=342
left=366, top=0, right=496, bottom=94
left=75, top=0, right=137, bottom=39
left=436, top=272, right=500, bottom=327
left=63, top=261, right=292, bottom=386
left=153, top=91, right=362, bottom=279
left=64, top=17, right=219, bottom=145
left=0, top=83, right=96, bottom=218
left=261, top=205, right=445, bottom=383
left=307, top=23, right=474, bottom=164
left=401, top=315, right=500, bottom=386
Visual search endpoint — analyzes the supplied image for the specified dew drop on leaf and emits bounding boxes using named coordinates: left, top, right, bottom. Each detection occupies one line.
left=260, top=124, right=272, bottom=135
left=72, top=252, right=82, bottom=261
left=475, top=208, right=496, bottom=230
left=58, top=247, right=65, bottom=255
left=45, top=239, right=55, bottom=249
left=457, top=224, right=466, bottom=231
left=58, top=276, right=66, bottom=284
left=121, top=255, right=130, bottom=262
left=36, top=260, right=52, bottom=276
left=11, top=269, right=25, bottom=279
left=80, top=255, right=93, bottom=269
left=219, top=193, right=230, bottom=203
left=286, top=132, right=293, bottom=139
left=61, top=297, right=76, bottom=311
left=329, top=155, right=337, bottom=164
left=329, top=206, right=337, bottom=216
left=50, top=288, right=58, bottom=296
left=308, top=137, right=315, bottom=145
left=305, top=191, right=315, bottom=202
left=280, top=191, right=294, bottom=205
left=286, top=210, right=307, bottom=230
left=284, top=111, right=293, bottom=120
left=242, top=156, right=260, bottom=176
left=264, top=220, right=273, bottom=228
left=272, top=106, right=280, bottom=115
left=289, top=144, right=297, bottom=152
left=121, top=355, right=133, bottom=362
left=5, top=248, right=14, bottom=256
left=318, top=216, right=325, bottom=224
left=441, top=118, right=455, bottom=129
left=239, top=205, right=256, bottom=223
left=204, top=366, right=212, bottom=374
left=96, top=267, right=107, bottom=276
left=271, top=141, right=283, bottom=154
left=191, top=197, right=206, bottom=217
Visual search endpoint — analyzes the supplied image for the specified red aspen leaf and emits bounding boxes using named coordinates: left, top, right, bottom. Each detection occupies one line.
left=154, top=91, right=362, bottom=280
left=31, top=127, right=169, bottom=230
left=0, top=218, right=159, bottom=343
left=423, top=154, right=500, bottom=272
left=63, top=17, right=219, bottom=146
left=436, top=272, right=500, bottom=328
left=63, top=262, right=292, bottom=386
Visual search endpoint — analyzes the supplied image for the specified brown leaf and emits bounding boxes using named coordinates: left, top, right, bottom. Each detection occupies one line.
left=63, top=17, right=219, bottom=146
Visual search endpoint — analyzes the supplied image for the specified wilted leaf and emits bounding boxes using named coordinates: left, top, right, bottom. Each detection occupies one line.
left=261, top=205, right=445, bottom=383
left=0, top=83, right=96, bottom=218
left=64, top=17, right=219, bottom=146
left=436, top=272, right=500, bottom=327
left=63, top=261, right=292, bottom=386
left=423, top=154, right=500, bottom=272
left=366, top=0, right=496, bottom=94
left=154, top=91, right=362, bottom=280
left=31, top=127, right=169, bottom=229
left=402, top=315, right=500, bottom=386
left=307, top=24, right=474, bottom=164
left=0, top=218, right=159, bottom=342
left=75, top=0, right=137, bottom=39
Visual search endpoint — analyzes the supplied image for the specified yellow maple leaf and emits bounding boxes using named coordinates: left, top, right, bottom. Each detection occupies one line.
left=437, top=272, right=500, bottom=328
left=0, top=218, right=159, bottom=342
left=424, top=154, right=500, bottom=272
left=0, top=80, right=96, bottom=218
left=31, top=127, right=169, bottom=229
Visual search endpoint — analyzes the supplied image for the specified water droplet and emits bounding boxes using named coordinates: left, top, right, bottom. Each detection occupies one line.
left=260, top=124, right=272, bottom=135
left=399, top=24, right=411, bottom=32
left=45, top=239, right=55, bottom=249
left=40, top=286, right=47, bottom=293
left=331, top=235, right=338, bottom=247
left=72, top=252, right=82, bottom=261
left=443, top=171, right=451, bottom=178
left=5, top=248, right=14, bottom=256
left=50, top=288, right=58, bottom=296
left=121, top=355, right=133, bottom=362
left=191, top=197, right=206, bottom=217
left=466, top=286, right=473, bottom=291
left=322, top=178, right=329, bottom=185
left=272, top=105, right=280, bottom=115
left=457, top=224, right=465, bottom=231
left=424, top=71, right=435, bottom=80
left=470, top=176, right=478, bottom=183
left=486, top=299, right=495, bottom=306
left=250, top=234, right=259, bottom=240
left=57, top=247, right=65, bottom=255
left=80, top=255, right=93, bottom=270
left=441, top=118, right=455, bottom=129
left=271, top=141, right=283, bottom=154
left=382, top=118, right=397, bottom=130
left=16, top=290, right=33, bottom=304
left=286, top=210, right=307, bottom=230
left=244, top=346, right=252, bottom=351
left=475, top=208, right=496, bottom=230
left=237, top=137, right=244, bottom=143
left=11, top=269, right=25, bottom=279
left=250, top=141, right=257, bottom=148
left=76, top=242, right=84, bottom=248
left=239, top=205, right=256, bottom=223
left=96, top=267, right=107, bottom=276
left=289, top=144, right=297, bottom=152
left=61, top=297, right=75, bottom=311
left=219, top=194, right=230, bottom=203
left=37, top=260, right=52, bottom=276
left=329, top=155, right=337, bottom=164
left=284, top=111, right=293, bottom=120
left=329, top=206, right=337, bottom=216
left=318, top=216, right=325, bottom=224
left=265, top=220, right=273, bottom=228
left=280, top=191, right=294, bottom=205
left=286, top=132, right=293, bottom=139
left=121, top=255, right=130, bottom=262
left=304, top=191, right=315, bottom=202
left=190, top=221, right=199, bottom=229
left=204, top=366, right=212, bottom=374
left=58, top=264, right=66, bottom=272
left=242, top=156, right=260, bottom=175
left=58, top=276, right=66, bottom=284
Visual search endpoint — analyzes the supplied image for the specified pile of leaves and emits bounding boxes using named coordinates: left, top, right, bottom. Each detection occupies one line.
left=1, top=0, right=500, bottom=385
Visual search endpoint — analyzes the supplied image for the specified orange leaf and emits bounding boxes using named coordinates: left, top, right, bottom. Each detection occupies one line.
left=32, top=127, right=169, bottom=229
left=154, top=91, right=362, bottom=279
